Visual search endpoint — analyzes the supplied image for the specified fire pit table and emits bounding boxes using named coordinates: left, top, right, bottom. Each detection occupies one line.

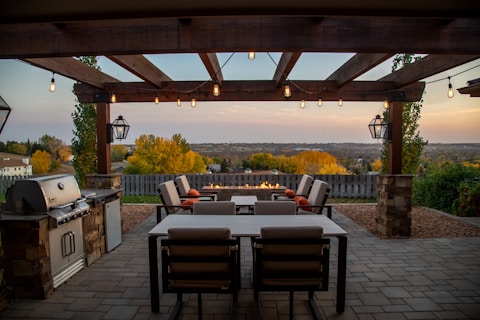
left=201, top=184, right=286, bottom=201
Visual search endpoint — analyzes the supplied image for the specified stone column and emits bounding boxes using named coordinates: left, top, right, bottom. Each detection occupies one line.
left=86, top=173, right=122, bottom=190
left=376, top=174, right=413, bottom=237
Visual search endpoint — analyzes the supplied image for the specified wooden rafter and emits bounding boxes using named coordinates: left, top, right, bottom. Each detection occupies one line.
left=22, top=57, right=119, bottom=89
left=380, top=54, right=480, bottom=88
left=272, top=52, right=302, bottom=87
left=326, top=53, right=393, bottom=88
left=198, top=53, right=223, bottom=84
left=106, top=55, right=172, bottom=87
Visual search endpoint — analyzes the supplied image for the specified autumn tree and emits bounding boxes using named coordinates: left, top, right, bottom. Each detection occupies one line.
left=291, top=150, right=347, bottom=174
left=124, top=134, right=206, bottom=174
left=111, top=144, right=129, bottom=162
left=247, top=153, right=278, bottom=170
left=71, top=56, right=99, bottom=187
left=381, top=54, right=428, bottom=174
left=38, top=134, right=65, bottom=170
left=31, top=150, right=51, bottom=174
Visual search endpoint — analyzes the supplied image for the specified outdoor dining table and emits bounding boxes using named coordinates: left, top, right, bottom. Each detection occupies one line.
left=148, top=214, right=348, bottom=314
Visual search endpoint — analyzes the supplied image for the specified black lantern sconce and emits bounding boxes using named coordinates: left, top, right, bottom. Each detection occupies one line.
left=0, top=96, right=12, bottom=135
left=368, top=114, right=392, bottom=142
left=107, top=115, right=130, bottom=143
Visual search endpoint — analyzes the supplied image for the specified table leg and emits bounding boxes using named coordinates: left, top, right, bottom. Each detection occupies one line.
left=149, top=235, right=160, bottom=313
left=336, top=236, right=347, bottom=313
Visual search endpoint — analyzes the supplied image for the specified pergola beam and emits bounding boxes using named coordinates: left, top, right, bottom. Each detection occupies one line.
left=74, top=80, right=426, bottom=103
left=2, top=17, right=480, bottom=58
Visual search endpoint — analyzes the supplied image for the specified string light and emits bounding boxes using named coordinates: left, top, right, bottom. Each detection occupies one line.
left=191, top=97, right=196, bottom=108
left=383, top=97, right=389, bottom=109
left=177, top=97, right=181, bottom=107
left=283, top=83, right=291, bottom=98
left=338, top=97, right=343, bottom=107
left=317, top=98, right=322, bottom=107
left=49, top=72, right=55, bottom=92
left=154, top=94, right=159, bottom=104
left=248, top=52, right=255, bottom=60
left=447, top=77, right=454, bottom=98
left=300, top=99, right=306, bottom=109
left=213, top=81, right=220, bottom=96
left=110, top=92, right=116, bottom=103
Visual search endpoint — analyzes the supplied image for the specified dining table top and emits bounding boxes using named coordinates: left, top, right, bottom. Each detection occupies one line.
left=148, top=214, right=347, bottom=237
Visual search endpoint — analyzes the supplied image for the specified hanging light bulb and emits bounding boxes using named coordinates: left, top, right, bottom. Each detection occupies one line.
left=317, top=97, right=322, bottom=107
left=448, top=77, right=454, bottom=98
left=110, top=92, right=116, bottom=103
left=49, top=72, right=55, bottom=92
left=154, top=94, right=159, bottom=104
left=213, top=81, right=220, bottom=96
left=300, top=99, right=306, bottom=109
left=283, top=83, right=291, bottom=98
left=191, top=97, right=196, bottom=108
left=248, top=51, right=255, bottom=60
left=383, top=98, right=389, bottom=110
left=338, top=97, right=343, bottom=107
left=177, top=97, right=181, bottom=107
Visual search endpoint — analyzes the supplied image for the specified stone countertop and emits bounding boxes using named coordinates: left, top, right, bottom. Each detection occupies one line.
left=81, top=188, right=122, bottom=207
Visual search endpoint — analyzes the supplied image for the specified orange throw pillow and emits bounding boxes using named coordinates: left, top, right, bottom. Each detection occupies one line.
left=294, top=196, right=312, bottom=211
left=187, top=188, right=201, bottom=196
left=284, top=189, right=296, bottom=198
left=180, top=198, right=199, bottom=209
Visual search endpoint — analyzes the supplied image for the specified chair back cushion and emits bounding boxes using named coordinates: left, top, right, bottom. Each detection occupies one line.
left=296, top=174, right=314, bottom=195
left=175, top=175, right=190, bottom=195
left=254, top=201, right=296, bottom=215
left=193, top=201, right=236, bottom=215
left=306, top=180, right=329, bottom=214
left=163, top=227, right=236, bottom=290
left=256, top=226, right=328, bottom=287
left=158, top=180, right=182, bottom=214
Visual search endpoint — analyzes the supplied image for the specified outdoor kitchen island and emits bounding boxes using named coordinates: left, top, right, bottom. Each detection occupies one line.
left=0, top=175, right=122, bottom=301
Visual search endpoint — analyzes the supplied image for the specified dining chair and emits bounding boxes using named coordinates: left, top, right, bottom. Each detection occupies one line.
left=161, top=227, right=239, bottom=320
left=157, top=180, right=195, bottom=222
left=272, top=174, right=313, bottom=201
left=252, top=226, right=330, bottom=320
left=175, top=175, right=217, bottom=201
left=193, top=201, right=236, bottom=215
left=296, top=179, right=332, bottom=218
left=254, top=200, right=296, bottom=215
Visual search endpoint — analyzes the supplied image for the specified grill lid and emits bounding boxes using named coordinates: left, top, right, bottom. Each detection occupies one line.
left=4, top=174, right=83, bottom=213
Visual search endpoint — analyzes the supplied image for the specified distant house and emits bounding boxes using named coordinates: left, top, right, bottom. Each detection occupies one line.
left=0, top=157, right=32, bottom=177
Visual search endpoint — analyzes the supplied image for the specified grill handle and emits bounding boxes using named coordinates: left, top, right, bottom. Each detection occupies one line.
left=51, top=198, right=87, bottom=210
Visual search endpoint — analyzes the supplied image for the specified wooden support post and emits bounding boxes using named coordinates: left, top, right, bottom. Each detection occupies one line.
left=388, top=101, right=403, bottom=174
left=96, top=103, right=111, bottom=174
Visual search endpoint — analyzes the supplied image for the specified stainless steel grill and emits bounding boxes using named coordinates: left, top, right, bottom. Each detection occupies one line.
left=4, top=174, right=90, bottom=228
left=3, top=174, right=90, bottom=288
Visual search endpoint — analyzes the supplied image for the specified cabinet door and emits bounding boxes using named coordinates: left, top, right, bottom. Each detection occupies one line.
left=105, top=198, right=122, bottom=252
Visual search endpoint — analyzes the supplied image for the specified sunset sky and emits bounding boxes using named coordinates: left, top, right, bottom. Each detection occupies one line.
left=0, top=54, right=479, bottom=146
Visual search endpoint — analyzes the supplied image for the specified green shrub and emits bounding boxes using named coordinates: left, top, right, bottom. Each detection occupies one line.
left=413, top=162, right=480, bottom=214
left=454, top=179, right=480, bottom=217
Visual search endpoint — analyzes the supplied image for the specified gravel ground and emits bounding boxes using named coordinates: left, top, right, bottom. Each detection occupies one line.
left=333, top=204, right=480, bottom=239
left=120, top=203, right=480, bottom=238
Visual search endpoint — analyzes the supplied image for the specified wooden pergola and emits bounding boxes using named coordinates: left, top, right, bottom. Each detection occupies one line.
left=1, top=1, right=479, bottom=174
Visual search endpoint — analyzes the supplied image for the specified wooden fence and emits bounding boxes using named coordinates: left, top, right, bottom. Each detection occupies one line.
left=121, top=174, right=378, bottom=198
left=1, top=174, right=378, bottom=199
